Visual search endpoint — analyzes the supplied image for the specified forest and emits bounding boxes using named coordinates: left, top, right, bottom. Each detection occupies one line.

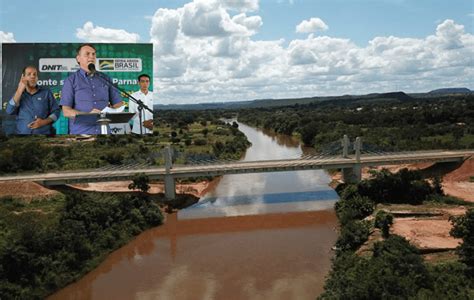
left=0, top=189, right=163, bottom=299
left=237, top=94, right=474, bottom=151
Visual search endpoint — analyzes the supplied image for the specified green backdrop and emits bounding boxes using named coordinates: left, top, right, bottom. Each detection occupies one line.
left=1, top=43, right=153, bottom=134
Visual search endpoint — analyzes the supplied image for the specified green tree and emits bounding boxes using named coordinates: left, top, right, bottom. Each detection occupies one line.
left=335, top=220, right=370, bottom=252
left=432, top=176, right=444, bottom=195
left=450, top=208, right=474, bottom=274
left=321, top=235, right=431, bottom=299
left=128, top=173, right=150, bottom=193
left=299, top=121, right=318, bottom=146
left=374, top=210, right=394, bottom=238
left=335, top=195, right=374, bottom=225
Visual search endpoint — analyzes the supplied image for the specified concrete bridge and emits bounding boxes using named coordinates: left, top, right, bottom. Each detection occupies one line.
left=0, top=136, right=472, bottom=200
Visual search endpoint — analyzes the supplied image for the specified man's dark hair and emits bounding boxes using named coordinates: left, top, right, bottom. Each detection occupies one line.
left=138, top=74, right=150, bottom=81
left=22, top=65, right=38, bottom=75
left=76, top=43, right=96, bottom=55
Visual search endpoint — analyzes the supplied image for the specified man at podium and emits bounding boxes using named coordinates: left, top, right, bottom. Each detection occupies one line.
left=60, top=43, right=123, bottom=134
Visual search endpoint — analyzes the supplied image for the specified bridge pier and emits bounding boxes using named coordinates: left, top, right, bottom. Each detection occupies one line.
left=341, top=136, right=362, bottom=184
left=342, top=165, right=362, bottom=184
left=164, top=175, right=176, bottom=200
left=164, top=145, right=176, bottom=200
left=342, top=134, right=349, bottom=158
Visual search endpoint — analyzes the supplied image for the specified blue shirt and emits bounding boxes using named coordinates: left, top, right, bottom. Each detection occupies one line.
left=6, top=86, right=60, bottom=135
left=60, top=69, right=122, bottom=134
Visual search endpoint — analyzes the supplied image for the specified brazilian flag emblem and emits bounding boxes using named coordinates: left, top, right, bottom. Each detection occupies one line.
left=99, top=59, right=114, bottom=70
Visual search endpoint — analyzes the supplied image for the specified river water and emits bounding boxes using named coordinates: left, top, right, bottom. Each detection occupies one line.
left=50, top=123, right=339, bottom=300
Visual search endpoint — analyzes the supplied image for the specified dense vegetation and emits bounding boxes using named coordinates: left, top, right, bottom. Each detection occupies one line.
left=155, top=110, right=250, bottom=161
left=237, top=94, right=474, bottom=151
left=0, top=191, right=163, bottom=299
left=0, top=110, right=250, bottom=174
left=320, top=169, right=474, bottom=299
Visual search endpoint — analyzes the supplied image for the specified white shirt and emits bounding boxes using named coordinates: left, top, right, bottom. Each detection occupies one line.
left=129, top=90, right=154, bottom=134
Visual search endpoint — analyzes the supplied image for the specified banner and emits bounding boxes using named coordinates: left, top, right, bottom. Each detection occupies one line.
left=1, top=43, right=153, bottom=134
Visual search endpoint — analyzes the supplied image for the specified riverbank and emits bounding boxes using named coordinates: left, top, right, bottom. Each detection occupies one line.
left=329, top=158, right=473, bottom=258
left=319, top=164, right=474, bottom=298
left=330, top=158, right=473, bottom=202
left=0, top=188, right=164, bottom=299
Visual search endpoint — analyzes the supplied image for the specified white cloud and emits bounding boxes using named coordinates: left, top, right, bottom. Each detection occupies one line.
left=221, top=0, right=259, bottom=12
left=232, top=13, right=263, bottom=34
left=0, top=31, right=16, bottom=43
left=148, top=2, right=473, bottom=104
left=180, top=1, right=252, bottom=37
left=76, top=21, right=140, bottom=43
left=296, top=17, right=328, bottom=33
left=150, top=8, right=181, bottom=54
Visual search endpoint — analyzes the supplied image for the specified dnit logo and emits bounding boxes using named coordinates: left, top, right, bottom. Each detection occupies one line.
left=39, top=58, right=78, bottom=72
left=99, top=59, right=115, bottom=71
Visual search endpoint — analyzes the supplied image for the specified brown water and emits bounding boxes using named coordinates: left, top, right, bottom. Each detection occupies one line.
left=50, top=122, right=339, bottom=300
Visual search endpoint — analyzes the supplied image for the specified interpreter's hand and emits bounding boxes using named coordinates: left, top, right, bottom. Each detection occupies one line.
left=90, top=108, right=101, bottom=113
left=143, top=119, right=153, bottom=130
left=28, top=118, right=49, bottom=129
left=17, top=74, right=27, bottom=93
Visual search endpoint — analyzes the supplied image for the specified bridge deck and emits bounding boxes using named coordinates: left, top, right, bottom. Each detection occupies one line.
left=0, top=150, right=472, bottom=185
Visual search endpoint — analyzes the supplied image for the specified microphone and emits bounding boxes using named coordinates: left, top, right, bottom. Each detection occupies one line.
left=88, top=63, right=96, bottom=76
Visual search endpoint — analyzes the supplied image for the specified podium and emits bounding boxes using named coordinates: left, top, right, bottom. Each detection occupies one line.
left=75, top=112, right=135, bottom=135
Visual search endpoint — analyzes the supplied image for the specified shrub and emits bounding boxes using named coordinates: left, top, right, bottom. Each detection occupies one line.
left=374, top=210, right=394, bottom=238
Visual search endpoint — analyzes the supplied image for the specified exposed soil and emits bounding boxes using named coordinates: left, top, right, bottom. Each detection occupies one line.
left=0, top=181, right=60, bottom=202
left=441, top=159, right=474, bottom=202
left=391, top=217, right=461, bottom=250
left=0, top=179, right=213, bottom=207
left=68, top=180, right=213, bottom=198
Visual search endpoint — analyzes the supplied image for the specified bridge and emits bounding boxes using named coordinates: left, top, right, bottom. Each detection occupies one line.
left=0, top=136, right=472, bottom=200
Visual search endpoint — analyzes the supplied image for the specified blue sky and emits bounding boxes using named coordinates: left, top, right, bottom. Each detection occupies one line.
left=1, top=0, right=473, bottom=104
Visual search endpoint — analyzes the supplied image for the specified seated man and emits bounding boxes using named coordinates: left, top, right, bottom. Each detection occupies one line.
left=60, top=43, right=123, bottom=134
left=6, top=65, right=60, bottom=134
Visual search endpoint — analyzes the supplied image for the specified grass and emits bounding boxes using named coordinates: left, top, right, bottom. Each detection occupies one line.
left=0, top=194, right=65, bottom=215
left=423, top=251, right=459, bottom=264
left=376, top=197, right=472, bottom=213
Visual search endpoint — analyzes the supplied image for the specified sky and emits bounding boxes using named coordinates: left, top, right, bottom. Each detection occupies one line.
left=1, top=0, right=473, bottom=104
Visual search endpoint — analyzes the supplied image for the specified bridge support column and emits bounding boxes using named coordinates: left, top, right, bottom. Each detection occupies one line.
left=342, top=134, right=349, bottom=158
left=354, top=137, right=361, bottom=163
left=342, top=136, right=362, bottom=184
left=164, top=175, right=176, bottom=200
left=164, top=145, right=176, bottom=200
left=342, top=165, right=362, bottom=184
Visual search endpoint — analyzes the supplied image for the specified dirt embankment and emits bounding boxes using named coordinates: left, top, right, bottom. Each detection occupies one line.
left=68, top=180, right=214, bottom=198
left=0, top=181, right=60, bottom=202
left=441, top=158, right=474, bottom=202
left=0, top=178, right=219, bottom=203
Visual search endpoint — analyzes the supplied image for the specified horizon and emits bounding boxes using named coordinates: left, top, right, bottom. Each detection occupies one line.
left=154, top=87, right=472, bottom=106
left=1, top=0, right=473, bottom=104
